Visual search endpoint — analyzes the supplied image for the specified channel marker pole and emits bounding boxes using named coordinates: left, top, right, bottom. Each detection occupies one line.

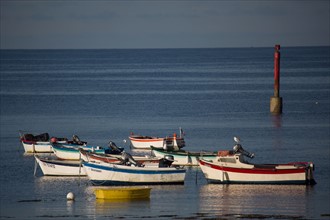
left=270, top=45, right=283, bottom=115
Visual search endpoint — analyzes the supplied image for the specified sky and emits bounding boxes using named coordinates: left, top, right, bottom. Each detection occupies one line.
left=0, top=0, right=329, bottom=49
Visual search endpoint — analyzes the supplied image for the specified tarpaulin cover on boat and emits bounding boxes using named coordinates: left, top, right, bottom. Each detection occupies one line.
left=23, top=133, right=50, bottom=142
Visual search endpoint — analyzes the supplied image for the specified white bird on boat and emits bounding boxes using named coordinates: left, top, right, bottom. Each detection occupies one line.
left=234, top=136, right=241, bottom=144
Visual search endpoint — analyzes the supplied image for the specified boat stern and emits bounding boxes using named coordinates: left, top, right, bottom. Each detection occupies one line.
left=306, top=162, right=316, bottom=185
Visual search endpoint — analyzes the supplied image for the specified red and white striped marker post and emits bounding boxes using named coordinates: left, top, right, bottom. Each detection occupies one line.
left=270, top=45, right=283, bottom=115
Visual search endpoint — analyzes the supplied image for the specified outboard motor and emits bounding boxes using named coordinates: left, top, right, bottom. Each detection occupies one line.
left=108, top=141, right=122, bottom=154
left=233, top=144, right=254, bottom=159
left=72, top=135, right=82, bottom=145
left=159, top=155, right=175, bottom=167
left=121, top=151, right=139, bottom=166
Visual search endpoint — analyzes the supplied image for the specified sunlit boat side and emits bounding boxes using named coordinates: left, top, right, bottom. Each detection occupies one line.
left=20, top=132, right=86, bottom=153
left=34, top=155, right=86, bottom=176
left=83, top=156, right=186, bottom=186
left=94, top=187, right=151, bottom=200
left=129, top=128, right=185, bottom=150
left=199, top=137, right=316, bottom=185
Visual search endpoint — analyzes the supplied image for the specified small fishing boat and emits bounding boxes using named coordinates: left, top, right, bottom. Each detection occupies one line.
left=20, top=132, right=86, bottom=153
left=34, top=155, right=86, bottom=176
left=151, top=146, right=217, bottom=166
left=129, top=128, right=185, bottom=150
left=199, top=137, right=316, bottom=185
left=79, top=148, right=160, bottom=165
left=20, top=132, right=55, bottom=153
left=83, top=153, right=186, bottom=185
left=52, top=141, right=123, bottom=160
left=94, top=187, right=151, bottom=200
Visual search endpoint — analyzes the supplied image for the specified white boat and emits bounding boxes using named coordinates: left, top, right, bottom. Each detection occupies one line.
left=151, top=146, right=217, bottom=166
left=34, top=155, right=86, bottom=176
left=20, top=132, right=53, bottom=153
left=83, top=154, right=186, bottom=185
left=199, top=137, right=316, bottom=185
left=20, top=132, right=86, bottom=153
left=22, top=141, right=53, bottom=153
left=129, top=128, right=185, bottom=150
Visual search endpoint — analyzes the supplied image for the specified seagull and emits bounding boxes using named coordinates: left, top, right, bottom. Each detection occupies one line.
left=234, top=136, right=241, bottom=144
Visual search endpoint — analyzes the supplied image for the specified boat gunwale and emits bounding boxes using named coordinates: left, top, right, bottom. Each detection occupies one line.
left=199, top=158, right=307, bottom=175
left=90, top=180, right=184, bottom=186
left=35, top=155, right=82, bottom=167
left=83, top=161, right=186, bottom=174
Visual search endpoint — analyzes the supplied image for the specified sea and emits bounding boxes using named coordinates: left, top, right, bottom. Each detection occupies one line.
left=0, top=47, right=329, bottom=219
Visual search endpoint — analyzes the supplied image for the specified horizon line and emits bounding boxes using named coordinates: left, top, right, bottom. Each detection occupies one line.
left=1, top=45, right=329, bottom=51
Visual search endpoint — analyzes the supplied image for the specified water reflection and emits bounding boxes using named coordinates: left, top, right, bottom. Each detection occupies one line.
left=34, top=176, right=89, bottom=201
left=272, top=115, right=282, bottom=128
left=85, top=186, right=151, bottom=218
left=66, top=200, right=74, bottom=214
left=94, top=198, right=151, bottom=216
left=199, top=184, right=310, bottom=217
left=35, top=176, right=89, bottom=187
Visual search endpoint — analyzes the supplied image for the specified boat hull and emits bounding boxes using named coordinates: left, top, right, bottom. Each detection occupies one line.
left=22, top=141, right=53, bottom=153
left=151, top=147, right=217, bottom=166
left=199, top=159, right=315, bottom=185
left=94, top=187, right=151, bottom=200
left=35, top=156, right=86, bottom=176
left=129, top=135, right=185, bottom=150
left=83, top=161, right=186, bottom=185
left=129, top=137, right=165, bottom=149
left=22, top=141, right=80, bottom=154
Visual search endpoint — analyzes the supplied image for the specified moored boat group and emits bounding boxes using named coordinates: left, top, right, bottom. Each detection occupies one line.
left=20, top=130, right=316, bottom=186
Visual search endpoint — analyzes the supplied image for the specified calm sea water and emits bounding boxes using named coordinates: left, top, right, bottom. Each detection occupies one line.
left=1, top=47, right=329, bottom=219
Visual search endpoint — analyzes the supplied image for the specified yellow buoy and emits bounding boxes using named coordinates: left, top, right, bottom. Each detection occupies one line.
left=94, top=187, right=151, bottom=200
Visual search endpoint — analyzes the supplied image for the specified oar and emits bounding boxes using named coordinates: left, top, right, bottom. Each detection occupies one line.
left=18, top=131, right=23, bottom=153
left=188, top=152, right=192, bottom=164
left=33, top=156, right=38, bottom=177
left=195, top=156, right=199, bottom=185
left=78, top=151, right=82, bottom=186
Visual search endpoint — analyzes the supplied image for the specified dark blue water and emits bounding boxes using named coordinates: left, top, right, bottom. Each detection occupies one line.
left=1, top=47, right=329, bottom=219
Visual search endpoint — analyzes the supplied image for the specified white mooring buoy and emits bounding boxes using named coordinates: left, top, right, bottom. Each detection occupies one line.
left=67, top=192, right=75, bottom=201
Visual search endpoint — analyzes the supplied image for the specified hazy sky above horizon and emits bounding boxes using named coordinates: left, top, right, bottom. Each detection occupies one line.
left=1, top=0, right=329, bottom=49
